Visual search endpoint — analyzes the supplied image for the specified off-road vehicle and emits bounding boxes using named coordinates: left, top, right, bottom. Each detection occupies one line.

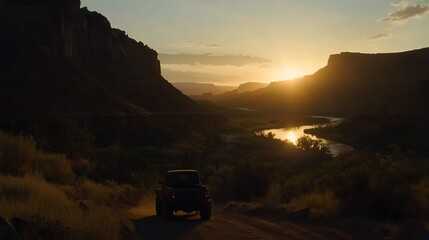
left=155, top=170, right=212, bottom=220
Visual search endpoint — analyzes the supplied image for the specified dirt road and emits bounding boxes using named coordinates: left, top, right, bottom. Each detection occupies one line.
left=130, top=205, right=358, bottom=240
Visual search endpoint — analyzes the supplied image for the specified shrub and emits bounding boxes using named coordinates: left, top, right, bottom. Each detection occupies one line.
left=0, top=132, right=36, bottom=175
left=33, top=152, right=75, bottom=184
left=90, top=145, right=128, bottom=182
left=63, top=179, right=139, bottom=207
left=0, top=175, right=134, bottom=240
left=409, top=177, right=429, bottom=218
left=296, top=135, right=328, bottom=153
left=229, top=162, right=271, bottom=202
left=288, top=191, right=339, bottom=218
left=90, top=145, right=158, bottom=187
left=30, top=118, right=93, bottom=158
left=280, top=149, right=429, bottom=220
left=262, top=184, right=282, bottom=205
left=0, top=131, right=75, bottom=184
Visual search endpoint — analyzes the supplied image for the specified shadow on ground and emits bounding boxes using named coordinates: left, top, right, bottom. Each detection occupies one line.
left=134, top=212, right=204, bottom=240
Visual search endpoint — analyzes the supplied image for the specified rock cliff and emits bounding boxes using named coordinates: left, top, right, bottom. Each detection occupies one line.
left=0, top=0, right=200, bottom=118
left=212, top=47, right=429, bottom=116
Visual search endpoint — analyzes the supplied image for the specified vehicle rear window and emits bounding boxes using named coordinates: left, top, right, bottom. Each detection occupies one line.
left=165, top=171, right=200, bottom=188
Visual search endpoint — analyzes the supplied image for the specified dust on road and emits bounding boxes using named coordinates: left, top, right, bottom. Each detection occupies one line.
left=129, top=200, right=358, bottom=240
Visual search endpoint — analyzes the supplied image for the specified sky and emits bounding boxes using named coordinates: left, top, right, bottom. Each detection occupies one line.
left=81, top=0, right=429, bottom=86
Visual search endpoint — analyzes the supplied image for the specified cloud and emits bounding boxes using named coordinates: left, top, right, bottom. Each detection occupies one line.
left=205, top=44, right=222, bottom=48
left=382, top=1, right=429, bottom=23
left=159, top=53, right=271, bottom=66
left=367, top=32, right=391, bottom=40
left=168, top=40, right=224, bottom=50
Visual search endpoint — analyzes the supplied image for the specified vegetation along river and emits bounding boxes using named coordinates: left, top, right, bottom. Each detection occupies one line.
left=261, top=116, right=354, bottom=156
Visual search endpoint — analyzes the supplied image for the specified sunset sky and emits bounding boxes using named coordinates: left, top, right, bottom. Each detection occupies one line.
left=82, top=0, right=429, bottom=86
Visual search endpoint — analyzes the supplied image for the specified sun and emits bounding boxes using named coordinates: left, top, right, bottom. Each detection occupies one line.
left=275, top=67, right=304, bottom=81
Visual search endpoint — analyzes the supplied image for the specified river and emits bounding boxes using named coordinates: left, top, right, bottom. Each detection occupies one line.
left=260, top=116, right=354, bottom=156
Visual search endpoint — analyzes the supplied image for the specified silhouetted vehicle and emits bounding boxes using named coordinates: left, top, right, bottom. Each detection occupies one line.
left=155, top=170, right=212, bottom=220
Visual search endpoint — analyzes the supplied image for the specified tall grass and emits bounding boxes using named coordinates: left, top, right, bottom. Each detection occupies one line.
left=0, top=132, right=37, bottom=175
left=0, top=132, right=138, bottom=239
left=0, top=132, right=75, bottom=183
left=62, top=179, right=139, bottom=207
left=287, top=191, right=339, bottom=218
left=0, top=175, right=133, bottom=240
left=410, top=177, right=429, bottom=218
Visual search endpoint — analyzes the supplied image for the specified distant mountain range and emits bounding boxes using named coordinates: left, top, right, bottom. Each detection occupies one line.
left=0, top=0, right=200, bottom=120
left=172, top=82, right=268, bottom=96
left=171, top=82, right=236, bottom=96
left=235, top=82, right=269, bottom=94
left=206, top=48, right=429, bottom=117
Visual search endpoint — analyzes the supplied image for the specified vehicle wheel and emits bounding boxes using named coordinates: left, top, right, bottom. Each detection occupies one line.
left=200, top=204, right=212, bottom=220
left=162, top=202, right=173, bottom=220
left=155, top=198, right=163, bottom=217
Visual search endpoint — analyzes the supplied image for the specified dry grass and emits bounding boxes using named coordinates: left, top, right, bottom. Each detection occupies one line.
left=0, top=132, right=75, bottom=184
left=260, top=184, right=282, bottom=206
left=287, top=191, right=340, bottom=219
left=410, top=177, right=429, bottom=218
left=224, top=189, right=339, bottom=220
left=0, top=175, right=133, bottom=239
left=62, top=179, right=138, bottom=207
left=0, top=131, right=141, bottom=238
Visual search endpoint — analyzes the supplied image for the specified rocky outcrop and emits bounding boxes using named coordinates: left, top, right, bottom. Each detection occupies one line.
left=0, top=0, right=200, bottom=118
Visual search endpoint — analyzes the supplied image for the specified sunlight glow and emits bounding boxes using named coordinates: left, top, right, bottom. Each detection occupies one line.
left=262, top=125, right=319, bottom=145
left=275, top=67, right=304, bottom=81
left=286, top=131, right=299, bottom=144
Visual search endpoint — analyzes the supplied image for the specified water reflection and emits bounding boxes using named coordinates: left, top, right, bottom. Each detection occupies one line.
left=261, top=118, right=354, bottom=156
left=263, top=125, right=318, bottom=144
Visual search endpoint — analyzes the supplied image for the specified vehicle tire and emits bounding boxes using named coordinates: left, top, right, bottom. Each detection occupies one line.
left=162, top=202, right=173, bottom=220
left=200, top=204, right=212, bottom=220
left=155, top=198, right=163, bottom=217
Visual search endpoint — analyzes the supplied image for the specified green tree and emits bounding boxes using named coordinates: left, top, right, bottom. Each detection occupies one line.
left=297, top=136, right=329, bottom=154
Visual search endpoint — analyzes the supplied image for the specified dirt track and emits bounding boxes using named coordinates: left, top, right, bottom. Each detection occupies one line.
left=130, top=204, right=358, bottom=240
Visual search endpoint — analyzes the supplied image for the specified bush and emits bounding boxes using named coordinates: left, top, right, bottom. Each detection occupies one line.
left=0, top=132, right=36, bottom=175
left=90, top=145, right=158, bottom=188
left=296, top=135, right=328, bottom=153
left=229, top=162, right=271, bottom=202
left=0, top=131, right=75, bottom=184
left=279, top=149, right=429, bottom=220
left=63, top=179, right=140, bottom=207
left=409, top=177, right=429, bottom=218
left=30, top=118, right=93, bottom=158
left=287, top=191, right=339, bottom=218
left=0, top=175, right=134, bottom=240
left=33, top=152, right=75, bottom=184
